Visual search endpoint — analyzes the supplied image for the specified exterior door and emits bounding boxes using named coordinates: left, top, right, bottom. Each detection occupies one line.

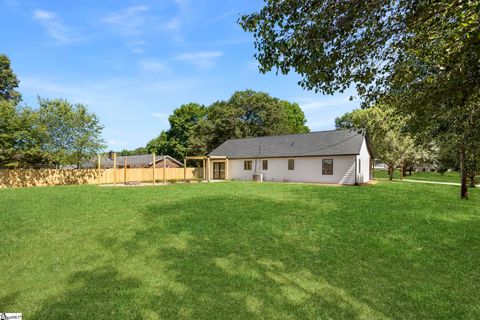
left=213, top=162, right=225, bottom=180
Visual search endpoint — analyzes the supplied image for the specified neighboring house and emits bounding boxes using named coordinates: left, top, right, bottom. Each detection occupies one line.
left=207, top=129, right=372, bottom=184
left=83, top=154, right=183, bottom=169
left=413, top=163, right=438, bottom=172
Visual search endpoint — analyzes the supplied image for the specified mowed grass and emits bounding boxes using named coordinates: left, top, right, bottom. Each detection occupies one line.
left=1, top=182, right=479, bottom=319
left=374, top=169, right=464, bottom=183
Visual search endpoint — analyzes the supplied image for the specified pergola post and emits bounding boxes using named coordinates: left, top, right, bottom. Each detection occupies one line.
left=152, top=153, right=156, bottom=186
left=97, top=154, right=101, bottom=185
left=113, top=152, right=117, bottom=186
left=206, top=157, right=211, bottom=182
left=203, top=159, right=206, bottom=180
left=225, top=158, right=229, bottom=180
left=124, top=158, right=127, bottom=185
left=163, top=155, right=166, bottom=184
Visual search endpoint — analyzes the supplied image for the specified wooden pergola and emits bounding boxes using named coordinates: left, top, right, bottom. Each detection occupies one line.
left=184, top=155, right=228, bottom=182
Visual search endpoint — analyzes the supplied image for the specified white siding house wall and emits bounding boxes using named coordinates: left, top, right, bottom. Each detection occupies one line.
left=356, top=139, right=371, bottom=183
left=227, top=156, right=357, bottom=184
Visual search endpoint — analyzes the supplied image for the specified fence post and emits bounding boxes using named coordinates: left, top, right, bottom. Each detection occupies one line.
left=97, top=154, right=101, bottom=185
left=113, top=153, right=117, bottom=186
left=163, top=156, right=166, bottom=184
left=124, top=158, right=127, bottom=185
left=152, top=153, right=156, bottom=186
left=184, top=158, right=187, bottom=182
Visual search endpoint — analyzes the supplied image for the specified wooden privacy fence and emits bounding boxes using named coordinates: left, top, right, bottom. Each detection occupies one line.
left=0, top=167, right=203, bottom=188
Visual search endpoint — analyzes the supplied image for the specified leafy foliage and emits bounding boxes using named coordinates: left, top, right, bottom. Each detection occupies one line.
left=240, top=1, right=480, bottom=197
left=146, top=103, right=207, bottom=159
left=147, top=90, right=309, bottom=158
left=336, top=105, right=421, bottom=179
left=0, top=54, right=21, bottom=104
left=118, top=147, right=148, bottom=156
left=0, top=54, right=105, bottom=168
left=36, top=98, right=105, bottom=167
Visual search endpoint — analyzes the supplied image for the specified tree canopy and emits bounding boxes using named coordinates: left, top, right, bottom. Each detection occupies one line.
left=146, top=90, right=309, bottom=159
left=240, top=1, right=480, bottom=198
left=146, top=103, right=207, bottom=159
left=0, top=54, right=21, bottom=104
left=239, top=1, right=479, bottom=100
left=147, top=90, right=309, bottom=159
left=336, top=105, right=429, bottom=180
left=0, top=55, right=106, bottom=168
left=36, top=98, right=105, bottom=167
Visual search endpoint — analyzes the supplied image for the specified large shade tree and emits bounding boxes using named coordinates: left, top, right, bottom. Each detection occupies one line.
left=240, top=0, right=480, bottom=198
left=37, top=98, right=105, bottom=168
left=190, top=90, right=309, bottom=155
left=0, top=54, right=105, bottom=168
left=147, top=103, right=207, bottom=160
left=148, top=90, right=309, bottom=158
left=0, top=54, right=21, bottom=104
left=335, top=105, right=419, bottom=180
left=0, top=54, right=44, bottom=167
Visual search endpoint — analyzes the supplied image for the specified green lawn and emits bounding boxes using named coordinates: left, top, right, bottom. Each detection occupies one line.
left=374, top=169, right=464, bottom=183
left=1, top=182, right=479, bottom=319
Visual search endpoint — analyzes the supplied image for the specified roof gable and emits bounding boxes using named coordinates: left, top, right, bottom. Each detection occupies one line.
left=209, top=129, right=365, bottom=158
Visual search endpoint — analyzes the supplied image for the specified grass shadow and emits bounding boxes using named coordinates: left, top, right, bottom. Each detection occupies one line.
left=98, top=193, right=391, bottom=319
left=31, top=267, right=143, bottom=320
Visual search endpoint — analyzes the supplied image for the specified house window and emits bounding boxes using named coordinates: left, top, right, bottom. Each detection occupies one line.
left=262, top=160, right=268, bottom=170
left=288, top=159, right=294, bottom=170
left=244, top=160, right=252, bottom=170
left=322, top=159, right=333, bottom=175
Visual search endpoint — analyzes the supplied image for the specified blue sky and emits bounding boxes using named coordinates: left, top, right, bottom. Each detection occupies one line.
left=0, top=0, right=360, bottom=150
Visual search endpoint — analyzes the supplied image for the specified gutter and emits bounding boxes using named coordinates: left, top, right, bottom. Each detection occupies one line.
left=214, top=153, right=361, bottom=160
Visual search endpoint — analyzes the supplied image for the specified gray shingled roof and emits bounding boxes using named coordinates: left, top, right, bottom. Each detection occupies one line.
left=209, top=129, right=366, bottom=158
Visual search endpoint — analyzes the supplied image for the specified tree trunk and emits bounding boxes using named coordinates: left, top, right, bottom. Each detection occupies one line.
left=388, top=165, right=394, bottom=181
left=469, top=158, right=477, bottom=188
left=469, top=171, right=476, bottom=188
left=460, top=146, right=468, bottom=199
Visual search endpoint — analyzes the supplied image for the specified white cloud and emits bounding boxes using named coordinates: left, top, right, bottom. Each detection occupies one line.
left=139, top=59, right=169, bottom=73
left=150, top=112, right=170, bottom=124
left=102, top=5, right=184, bottom=44
left=3, top=0, right=20, bottom=9
left=298, top=97, right=353, bottom=110
left=33, top=9, right=55, bottom=20
left=32, top=9, right=80, bottom=44
left=19, top=74, right=202, bottom=149
left=173, top=0, right=189, bottom=11
left=174, top=51, right=223, bottom=69
left=306, top=119, right=335, bottom=131
left=108, top=140, right=129, bottom=147
left=20, top=75, right=199, bottom=110
left=103, top=5, right=150, bottom=36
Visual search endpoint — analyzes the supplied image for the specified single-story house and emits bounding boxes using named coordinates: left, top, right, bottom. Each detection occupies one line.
left=83, top=154, right=183, bottom=169
left=203, top=129, right=372, bottom=185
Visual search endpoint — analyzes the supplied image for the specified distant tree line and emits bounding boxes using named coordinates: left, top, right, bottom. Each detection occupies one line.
left=0, top=54, right=105, bottom=169
left=121, top=90, right=309, bottom=160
